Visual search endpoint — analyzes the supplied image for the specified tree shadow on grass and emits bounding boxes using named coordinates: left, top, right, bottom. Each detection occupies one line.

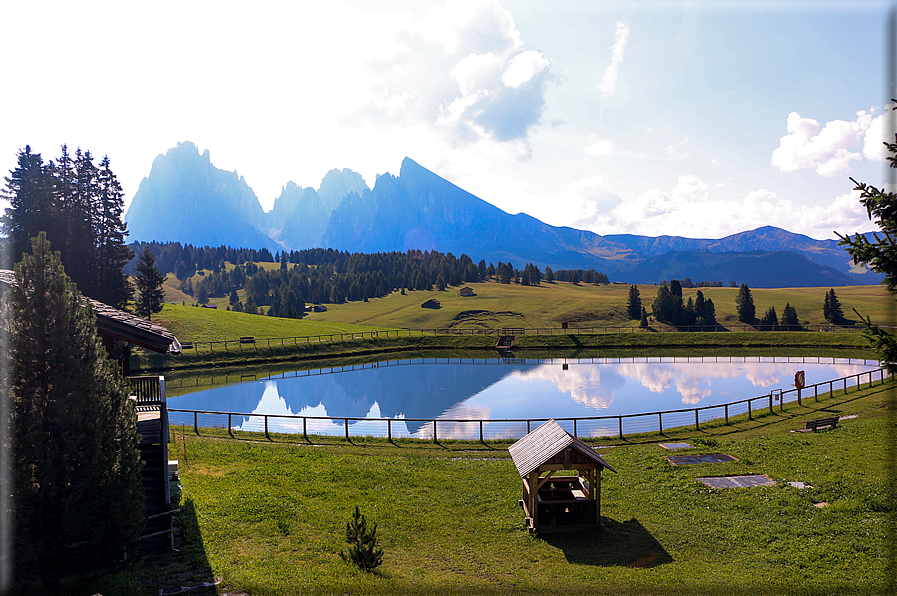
left=541, top=517, right=673, bottom=568
left=141, top=497, right=218, bottom=595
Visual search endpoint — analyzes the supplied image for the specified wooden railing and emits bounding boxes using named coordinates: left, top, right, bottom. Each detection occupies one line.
left=168, top=366, right=890, bottom=443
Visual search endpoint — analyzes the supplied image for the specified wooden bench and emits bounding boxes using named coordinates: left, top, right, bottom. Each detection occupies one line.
left=799, top=416, right=840, bottom=432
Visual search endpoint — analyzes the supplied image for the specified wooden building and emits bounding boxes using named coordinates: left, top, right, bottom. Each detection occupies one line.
left=0, top=269, right=181, bottom=375
left=421, top=298, right=441, bottom=309
left=459, top=287, right=475, bottom=297
left=509, top=419, right=616, bottom=533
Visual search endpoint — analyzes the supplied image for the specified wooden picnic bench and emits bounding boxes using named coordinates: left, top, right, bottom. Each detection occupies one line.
left=799, top=416, right=840, bottom=432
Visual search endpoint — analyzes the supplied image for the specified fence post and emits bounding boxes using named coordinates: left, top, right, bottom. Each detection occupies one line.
left=433, top=420, right=438, bottom=443
left=725, top=405, right=729, bottom=425
left=193, top=411, right=198, bottom=434
left=815, top=384, right=818, bottom=402
left=228, top=413, right=232, bottom=437
left=844, top=378, right=847, bottom=394
left=748, top=400, right=752, bottom=420
left=573, top=419, right=577, bottom=438
left=480, top=420, right=484, bottom=443
left=388, top=419, right=392, bottom=442
left=769, top=392, right=773, bottom=414
left=527, top=420, right=531, bottom=434
left=695, top=409, right=699, bottom=430
left=345, top=418, right=350, bottom=442
left=658, top=413, right=663, bottom=434
left=303, top=418, right=307, bottom=443
left=265, top=415, right=269, bottom=440
left=619, top=417, right=623, bottom=439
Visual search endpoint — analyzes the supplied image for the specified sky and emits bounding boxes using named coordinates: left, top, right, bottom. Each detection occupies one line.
left=1, top=0, right=894, bottom=241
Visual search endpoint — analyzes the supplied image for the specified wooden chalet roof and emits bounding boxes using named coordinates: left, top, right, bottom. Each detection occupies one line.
left=508, top=419, right=617, bottom=477
left=0, top=269, right=181, bottom=354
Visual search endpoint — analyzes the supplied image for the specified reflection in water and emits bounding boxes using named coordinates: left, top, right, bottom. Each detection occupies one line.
left=166, top=356, right=880, bottom=439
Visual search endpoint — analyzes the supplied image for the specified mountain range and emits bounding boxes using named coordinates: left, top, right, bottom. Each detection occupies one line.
left=124, top=141, right=882, bottom=288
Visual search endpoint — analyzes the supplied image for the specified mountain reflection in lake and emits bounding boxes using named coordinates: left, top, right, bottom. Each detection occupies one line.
left=166, top=356, right=880, bottom=440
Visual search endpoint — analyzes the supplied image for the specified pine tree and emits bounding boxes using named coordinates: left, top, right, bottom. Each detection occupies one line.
left=639, top=307, right=648, bottom=328
left=92, top=156, right=133, bottom=308
left=759, top=306, right=778, bottom=330
left=2, top=146, right=54, bottom=262
left=824, top=289, right=845, bottom=324
left=134, top=246, right=165, bottom=319
left=781, top=303, right=800, bottom=330
left=12, top=233, right=144, bottom=581
left=340, top=506, right=383, bottom=571
left=627, top=285, right=642, bottom=320
left=736, top=283, right=756, bottom=323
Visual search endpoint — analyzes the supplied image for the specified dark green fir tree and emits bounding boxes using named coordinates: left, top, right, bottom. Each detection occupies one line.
left=12, top=233, right=144, bottom=583
left=134, top=246, right=165, bottom=319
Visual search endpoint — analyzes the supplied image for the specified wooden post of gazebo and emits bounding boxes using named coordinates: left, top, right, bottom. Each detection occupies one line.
left=509, top=419, right=616, bottom=533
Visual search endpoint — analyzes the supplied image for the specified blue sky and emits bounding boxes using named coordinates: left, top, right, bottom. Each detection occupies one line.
left=1, top=0, right=893, bottom=240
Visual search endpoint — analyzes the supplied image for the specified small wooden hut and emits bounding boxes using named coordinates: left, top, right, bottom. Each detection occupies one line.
left=509, top=419, right=616, bottom=533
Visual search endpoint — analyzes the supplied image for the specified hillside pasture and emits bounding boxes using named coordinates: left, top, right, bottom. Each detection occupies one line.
left=310, top=280, right=897, bottom=331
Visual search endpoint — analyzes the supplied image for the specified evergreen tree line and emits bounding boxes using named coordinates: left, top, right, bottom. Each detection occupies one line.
left=650, top=280, right=718, bottom=327
left=552, top=268, right=610, bottom=285
left=2, top=145, right=133, bottom=308
left=124, top=240, right=276, bottom=277
left=130, top=241, right=565, bottom=318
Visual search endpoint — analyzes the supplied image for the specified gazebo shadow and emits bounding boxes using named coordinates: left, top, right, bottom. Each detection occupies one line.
left=541, top=517, right=673, bottom=568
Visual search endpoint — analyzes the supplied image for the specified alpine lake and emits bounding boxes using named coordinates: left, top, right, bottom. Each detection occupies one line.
left=163, top=348, right=881, bottom=440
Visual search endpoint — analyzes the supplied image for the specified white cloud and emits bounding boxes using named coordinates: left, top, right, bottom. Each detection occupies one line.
left=346, top=0, right=554, bottom=154
left=771, top=110, right=874, bottom=176
left=862, top=111, right=892, bottom=162
left=501, top=50, right=550, bottom=88
left=710, top=158, right=721, bottom=167
left=584, top=139, right=615, bottom=156
left=597, top=21, right=630, bottom=98
left=566, top=171, right=874, bottom=240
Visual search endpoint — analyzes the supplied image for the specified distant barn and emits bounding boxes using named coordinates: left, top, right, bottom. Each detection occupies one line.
left=459, top=287, right=475, bottom=297
left=201, top=303, right=217, bottom=309
left=509, top=419, right=616, bottom=533
left=312, top=305, right=328, bottom=312
left=421, top=298, right=441, bottom=309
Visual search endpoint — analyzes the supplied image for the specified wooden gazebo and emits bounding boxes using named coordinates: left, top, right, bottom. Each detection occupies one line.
left=509, top=419, right=616, bottom=533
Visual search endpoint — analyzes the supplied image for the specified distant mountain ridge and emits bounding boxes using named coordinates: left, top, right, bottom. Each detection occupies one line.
left=124, top=142, right=882, bottom=288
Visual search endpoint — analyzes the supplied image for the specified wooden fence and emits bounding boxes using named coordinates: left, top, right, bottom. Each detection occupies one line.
left=168, top=366, right=889, bottom=443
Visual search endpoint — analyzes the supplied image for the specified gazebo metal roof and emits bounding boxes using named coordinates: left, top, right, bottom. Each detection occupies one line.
left=509, top=419, right=616, bottom=477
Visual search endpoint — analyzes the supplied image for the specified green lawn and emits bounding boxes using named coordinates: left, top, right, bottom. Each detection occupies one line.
left=156, top=380, right=892, bottom=595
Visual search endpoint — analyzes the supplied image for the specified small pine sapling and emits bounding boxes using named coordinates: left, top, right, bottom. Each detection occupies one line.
left=340, top=506, right=383, bottom=571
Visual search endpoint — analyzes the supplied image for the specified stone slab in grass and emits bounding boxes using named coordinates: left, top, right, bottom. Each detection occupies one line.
left=659, top=442, right=693, bottom=450
left=698, top=474, right=776, bottom=489
left=665, top=453, right=737, bottom=465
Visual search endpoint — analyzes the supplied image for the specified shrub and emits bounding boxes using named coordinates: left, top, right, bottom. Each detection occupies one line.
left=340, top=506, right=383, bottom=571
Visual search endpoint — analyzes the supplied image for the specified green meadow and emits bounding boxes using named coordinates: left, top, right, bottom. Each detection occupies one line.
left=57, top=376, right=893, bottom=595
left=161, top=276, right=897, bottom=338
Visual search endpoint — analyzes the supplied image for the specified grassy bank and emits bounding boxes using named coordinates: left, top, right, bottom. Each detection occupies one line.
left=132, top=329, right=874, bottom=372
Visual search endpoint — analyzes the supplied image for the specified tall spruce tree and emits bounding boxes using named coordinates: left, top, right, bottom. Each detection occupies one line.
left=134, top=246, right=165, bottom=319
left=92, top=156, right=133, bottom=308
left=824, top=288, right=845, bottom=325
left=736, top=283, right=756, bottom=323
left=627, top=285, right=642, bottom=320
left=12, top=233, right=144, bottom=582
left=781, top=303, right=800, bottom=331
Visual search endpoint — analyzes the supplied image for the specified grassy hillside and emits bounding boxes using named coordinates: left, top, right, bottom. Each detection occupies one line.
left=151, top=303, right=392, bottom=343
left=308, top=280, right=897, bottom=330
